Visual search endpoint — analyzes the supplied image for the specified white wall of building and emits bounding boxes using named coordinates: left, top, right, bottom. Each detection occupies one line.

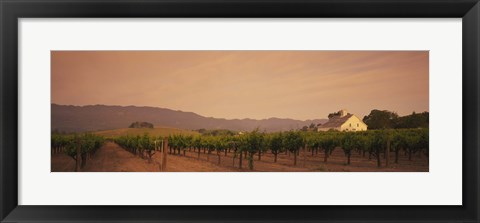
left=340, top=115, right=367, bottom=131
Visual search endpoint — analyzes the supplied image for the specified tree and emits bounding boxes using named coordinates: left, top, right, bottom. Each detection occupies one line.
left=242, top=129, right=265, bottom=170
left=64, top=135, right=79, bottom=162
left=358, top=132, right=373, bottom=161
left=306, top=134, right=321, bottom=156
left=370, top=130, right=388, bottom=167
left=214, top=136, right=228, bottom=164
left=51, top=134, right=70, bottom=154
left=233, top=137, right=244, bottom=169
left=257, top=135, right=269, bottom=161
left=320, top=133, right=338, bottom=163
left=268, top=133, right=284, bottom=163
left=340, top=132, right=358, bottom=165
left=139, top=134, right=156, bottom=162
left=394, top=112, right=429, bottom=129
left=203, top=136, right=216, bottom=161
left=418, top=128, right=429, bottom=157
left=235, top=129, right=264, bottom=170
left=328, top=111, right=341, bottom=119
left=363, top=109, right=399, bottom=129
left=391, top=130, right=407, bottom=164
left=228, top=136, right=240, bottom=167
left=283, top=131, right=303, bottom=166
left=61, top=133, right=105, bottom=171
left=129, top=121, right=154, bottom=128
left=403, top=129, right=428, bottom=161
left=192, top=136, right=202, bottom=159
left=182, top=135, right=192, bottom=156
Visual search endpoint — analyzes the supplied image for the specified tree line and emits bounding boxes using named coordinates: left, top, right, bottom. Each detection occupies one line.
left=363, top=110, right=428, bottom=129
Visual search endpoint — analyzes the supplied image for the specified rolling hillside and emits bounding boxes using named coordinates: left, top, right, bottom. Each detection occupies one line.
left=51, top=104, right=327, bottom=133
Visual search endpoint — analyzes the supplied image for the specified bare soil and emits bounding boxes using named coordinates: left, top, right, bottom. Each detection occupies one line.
left=51, top=142, right=428, bottom=172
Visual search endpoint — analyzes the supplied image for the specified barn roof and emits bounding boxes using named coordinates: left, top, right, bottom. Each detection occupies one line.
left=319, top=114, right=354, bottom=129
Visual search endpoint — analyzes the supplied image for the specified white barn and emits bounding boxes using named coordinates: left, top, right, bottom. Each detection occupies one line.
left=317, top=109, right=368, bottom=132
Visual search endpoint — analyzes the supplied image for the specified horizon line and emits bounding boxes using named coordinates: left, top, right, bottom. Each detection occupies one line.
left=51, top=103, right=429, bottom=121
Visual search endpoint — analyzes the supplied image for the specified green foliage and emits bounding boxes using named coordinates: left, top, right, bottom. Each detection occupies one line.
left=394, top=112, right=429, bottom=129
left=52, top=133, right=105, bottom=161
left=128, top=121, right=154, bottom=129
left=363, top=109, right=399, bottom=129
left=319, top=133, right=338, bottom=154
left=197, top=129, right=238, bottom=136
left=282, top=131, right=303, bottom=153
left=268, top=133, right=285, bottom=155
left=51, top=134, right=71, bottom=149
left=237, top=129, right=265, bottom=154
left=168, top=135, right=190, bottom=150
left=213, top=136, right=228, bottom=153
left=363, top=109, right=429, bottom=129
left=341, top=132, right=356, bottom=154
left=236, top=129, right=265, bottom=169
left=328, top=111, right=341, bottom=119
left=59, top=127, right=429, bottom=170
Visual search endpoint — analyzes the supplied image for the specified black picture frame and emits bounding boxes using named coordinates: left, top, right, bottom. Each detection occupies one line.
left=1, top=0, right=479, bottom=222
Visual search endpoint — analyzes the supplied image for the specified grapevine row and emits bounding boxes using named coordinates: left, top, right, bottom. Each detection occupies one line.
left=51, top=133, right=105, bottom=171
left=111, top=128, right=428, bottom=170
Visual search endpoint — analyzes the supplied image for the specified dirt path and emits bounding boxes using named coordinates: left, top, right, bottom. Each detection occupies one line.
left=82, top=142, right=158, bottom=172
left=52, top=142, right=236, bottom=172
left=52, top=142, right=428, bottom=172
left=51, top=153, right=76, bottom=172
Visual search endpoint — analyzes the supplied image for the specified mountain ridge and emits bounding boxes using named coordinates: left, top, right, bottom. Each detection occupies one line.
left=51, top=104, right=327, bottom=133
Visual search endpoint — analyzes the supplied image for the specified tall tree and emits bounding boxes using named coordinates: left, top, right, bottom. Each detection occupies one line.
left=394, top=112, right=429, bottom=129
left=363, top=109, right=399, bottom=129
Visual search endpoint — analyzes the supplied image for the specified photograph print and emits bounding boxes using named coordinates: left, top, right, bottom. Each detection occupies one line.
left=51, top=51, right=429, bottom=172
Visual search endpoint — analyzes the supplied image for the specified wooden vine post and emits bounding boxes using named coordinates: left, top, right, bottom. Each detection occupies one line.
left=162, top=137, right=168, bottom=171
left=154, top=140, right=163, bottom=171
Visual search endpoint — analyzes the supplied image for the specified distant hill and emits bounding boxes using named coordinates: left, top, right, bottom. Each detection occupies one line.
left=51, top=104, right=327, bottom=133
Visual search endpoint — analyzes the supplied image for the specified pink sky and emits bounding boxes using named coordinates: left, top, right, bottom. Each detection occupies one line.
left=51, top=51, right=429, bottom=120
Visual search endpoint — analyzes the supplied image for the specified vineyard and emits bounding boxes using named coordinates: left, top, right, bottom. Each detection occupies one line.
left=52, top=128, right=428, bottom=172
left=51, top=133, right=105, bottom=171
